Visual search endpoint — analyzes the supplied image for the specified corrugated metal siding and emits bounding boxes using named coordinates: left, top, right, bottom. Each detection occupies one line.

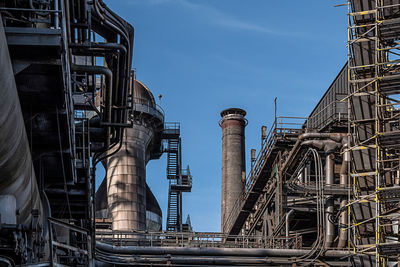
left=306, top=63, right=348, bottom=131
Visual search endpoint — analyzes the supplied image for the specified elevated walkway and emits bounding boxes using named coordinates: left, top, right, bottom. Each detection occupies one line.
left=224, top=117, right=305, bottom=236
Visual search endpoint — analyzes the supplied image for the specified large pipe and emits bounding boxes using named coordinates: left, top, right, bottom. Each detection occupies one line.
left=219, top=108, right=247, bottom=233
left=0, top=15, right=43, bottom=226
left=281, top=133, right=346, bottom=173
left=95, top=255, right=350, bottom=266
left=281, top=133, right=346, bottom=249
left=337, top=144, right=349, bottom=248
left=96, top=241, right=350, bottom=258
left=325, top=154, right=335, bottom=248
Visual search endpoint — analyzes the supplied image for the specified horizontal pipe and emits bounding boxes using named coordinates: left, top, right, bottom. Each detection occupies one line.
left=69, top=42, right=127, bottom=54
left=96, top=255, right=351, bottom=266
left=281, top=133, right=347, bottom=173
left=96, top=242, right=349, bottom=258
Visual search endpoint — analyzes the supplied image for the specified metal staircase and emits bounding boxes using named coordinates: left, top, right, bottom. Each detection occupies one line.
left=167, top=139, right=179, bottom=179
left=163, top=123, right=192, bottom=232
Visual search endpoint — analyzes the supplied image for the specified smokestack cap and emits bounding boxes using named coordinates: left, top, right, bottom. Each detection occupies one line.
left=220, top=108, right=246, bottom=118
left=219, top=108, right=247, bottom=127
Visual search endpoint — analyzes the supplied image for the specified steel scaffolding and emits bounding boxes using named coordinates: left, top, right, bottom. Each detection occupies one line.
left=347, top=0, right=400, bottom=265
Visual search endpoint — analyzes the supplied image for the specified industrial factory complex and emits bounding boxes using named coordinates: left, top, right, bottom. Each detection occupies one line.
left=1, top=0, right=400, bottom=266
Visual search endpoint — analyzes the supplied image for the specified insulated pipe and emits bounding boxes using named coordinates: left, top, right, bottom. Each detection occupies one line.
left=96, top=255, right=350, bottom=266
left=0, top=15, right=43, bottom=226
left=301, top=140, right=341, bottom=153
left=325, top=154, right=335, bottom=248
left=95, top=242, right=350, bottom=258
left=281, top=133, right=346, bottom=172
left=219, top=108, right=247, bottom=234
left=337, top=143, right=349, bottom=249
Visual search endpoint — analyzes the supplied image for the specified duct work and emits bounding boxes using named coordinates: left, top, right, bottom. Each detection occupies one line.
left=291, top=133, right=348, bottom=248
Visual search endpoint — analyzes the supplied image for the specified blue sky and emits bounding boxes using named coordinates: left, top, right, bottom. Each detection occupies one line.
left=98, top=0, right=348, bottom=232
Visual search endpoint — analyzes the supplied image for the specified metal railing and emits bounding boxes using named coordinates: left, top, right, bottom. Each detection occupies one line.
left=165, top=122, right=180, bottom=130
left=131, top=97, right=165, bottom=119
left=96, top=230, right=303, bottom=249
left=246, top=116, right=305, bottom=195
left=306, top=100, right=348, bottom=131
left=0, top=0, right=61, bottom=28
left=49, top=217, right=91, bottom=266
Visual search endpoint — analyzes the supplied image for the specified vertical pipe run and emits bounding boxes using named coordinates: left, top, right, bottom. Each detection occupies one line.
left=325, top=154, right=335, bottom=248
left=219, top=108, right=247, bottom=233
left=285, top=209, right=294, bottom=248
left=338, top=146, right=349, bottom=248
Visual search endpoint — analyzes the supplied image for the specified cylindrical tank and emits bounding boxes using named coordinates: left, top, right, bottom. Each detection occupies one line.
left=0, top=15, right=42, bottom=226
left=106, top=80, right=158, bottom=231
left=219, top=108, right=247, bottom=233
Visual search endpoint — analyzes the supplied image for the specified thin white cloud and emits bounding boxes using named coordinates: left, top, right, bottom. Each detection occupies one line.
left=123, top=0, right=297, bottom=37
left=176, top=0, right=282, bottom=36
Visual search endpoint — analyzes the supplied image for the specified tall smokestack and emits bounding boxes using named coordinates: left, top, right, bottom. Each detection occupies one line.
left=219, top=108, right=247, bottom=234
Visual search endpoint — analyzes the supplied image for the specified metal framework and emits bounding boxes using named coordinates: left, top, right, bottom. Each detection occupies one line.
left=347, top=0, right=400, bottom=265
left=0, top=0, right=135, bottom=264
left=163, top=123, right=192, bottom=232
